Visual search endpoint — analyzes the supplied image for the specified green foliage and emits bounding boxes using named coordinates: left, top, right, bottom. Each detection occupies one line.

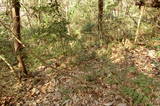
left=127, top=66, right=137, bottom=72
left=157, top=51, right=160, bottom=57
left=30, top=2, right=60, bottom=14
left=46, top=19, right=69, bottom=36
left=81, top=22, right=95, bottom=33
left=133, top=74, right=154, bottom=88
left=84, top=70, right=102, bottom=82
left=121, top=86, right=151, bottom=105
left=119, top=73, right=159, bottom=105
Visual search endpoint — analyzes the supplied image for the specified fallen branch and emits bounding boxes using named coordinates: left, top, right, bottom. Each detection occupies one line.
left=0, top=55, right=15, bottom=72
left=0, top=55, right=22, bottom=82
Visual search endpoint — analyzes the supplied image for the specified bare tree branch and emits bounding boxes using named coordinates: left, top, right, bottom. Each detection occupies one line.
left=0, top=19, right=25, bottom=47
left=0, top=55, right=15, bottom=72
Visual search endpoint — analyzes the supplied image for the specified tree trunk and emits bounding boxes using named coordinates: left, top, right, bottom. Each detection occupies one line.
left=98, top=0, right=104, bottom=39
left=11, top=0, right=27, bottom=75
left=134, top=6, right=145, bottom=42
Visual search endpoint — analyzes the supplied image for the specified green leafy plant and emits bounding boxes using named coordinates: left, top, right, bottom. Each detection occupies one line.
left=121, top=86, right=151, bottom=105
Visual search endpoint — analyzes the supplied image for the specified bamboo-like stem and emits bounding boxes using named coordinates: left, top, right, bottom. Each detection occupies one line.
left=0, top=55, right=15, bottom=72
left=134, top=6, right=145, bottom=43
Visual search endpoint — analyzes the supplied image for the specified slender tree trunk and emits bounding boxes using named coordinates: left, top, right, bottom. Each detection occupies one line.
left=37, top=0, right=41, bottom=25
left=6, top=0, right=9, bottom=15
left=64, top=0, right=71, bottom=35
left=98, top=0, right=104, bottom=39
left=11, top=0, right=27, bottom=75
left=135, top=6, right=145, bottom=42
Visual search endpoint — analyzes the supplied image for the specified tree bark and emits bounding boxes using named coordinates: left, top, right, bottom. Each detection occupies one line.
left=98, top=0, right=104, bottom=39
left=11, top=0, right=27, bottom=75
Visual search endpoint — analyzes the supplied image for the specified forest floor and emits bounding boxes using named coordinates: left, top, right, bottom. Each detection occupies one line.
left=1, top=42, right=160, bottom=106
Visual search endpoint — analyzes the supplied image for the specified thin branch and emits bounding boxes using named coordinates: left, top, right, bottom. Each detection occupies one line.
left=0, top=20, right=25, bottom=47
left=20, top=2, right=32, bottom=28
left=128, top=13, right=137, bottom=25
left=0, top=55, right=15, bottom=72
left=0, top=55, right=21, bottom=82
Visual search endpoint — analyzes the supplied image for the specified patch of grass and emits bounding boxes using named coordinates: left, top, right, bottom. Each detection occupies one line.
left=121, top=86, right=151, bottom=105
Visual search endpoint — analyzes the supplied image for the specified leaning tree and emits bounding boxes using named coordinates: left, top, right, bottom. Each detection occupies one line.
left=11, top=0, right=27, bottom=76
